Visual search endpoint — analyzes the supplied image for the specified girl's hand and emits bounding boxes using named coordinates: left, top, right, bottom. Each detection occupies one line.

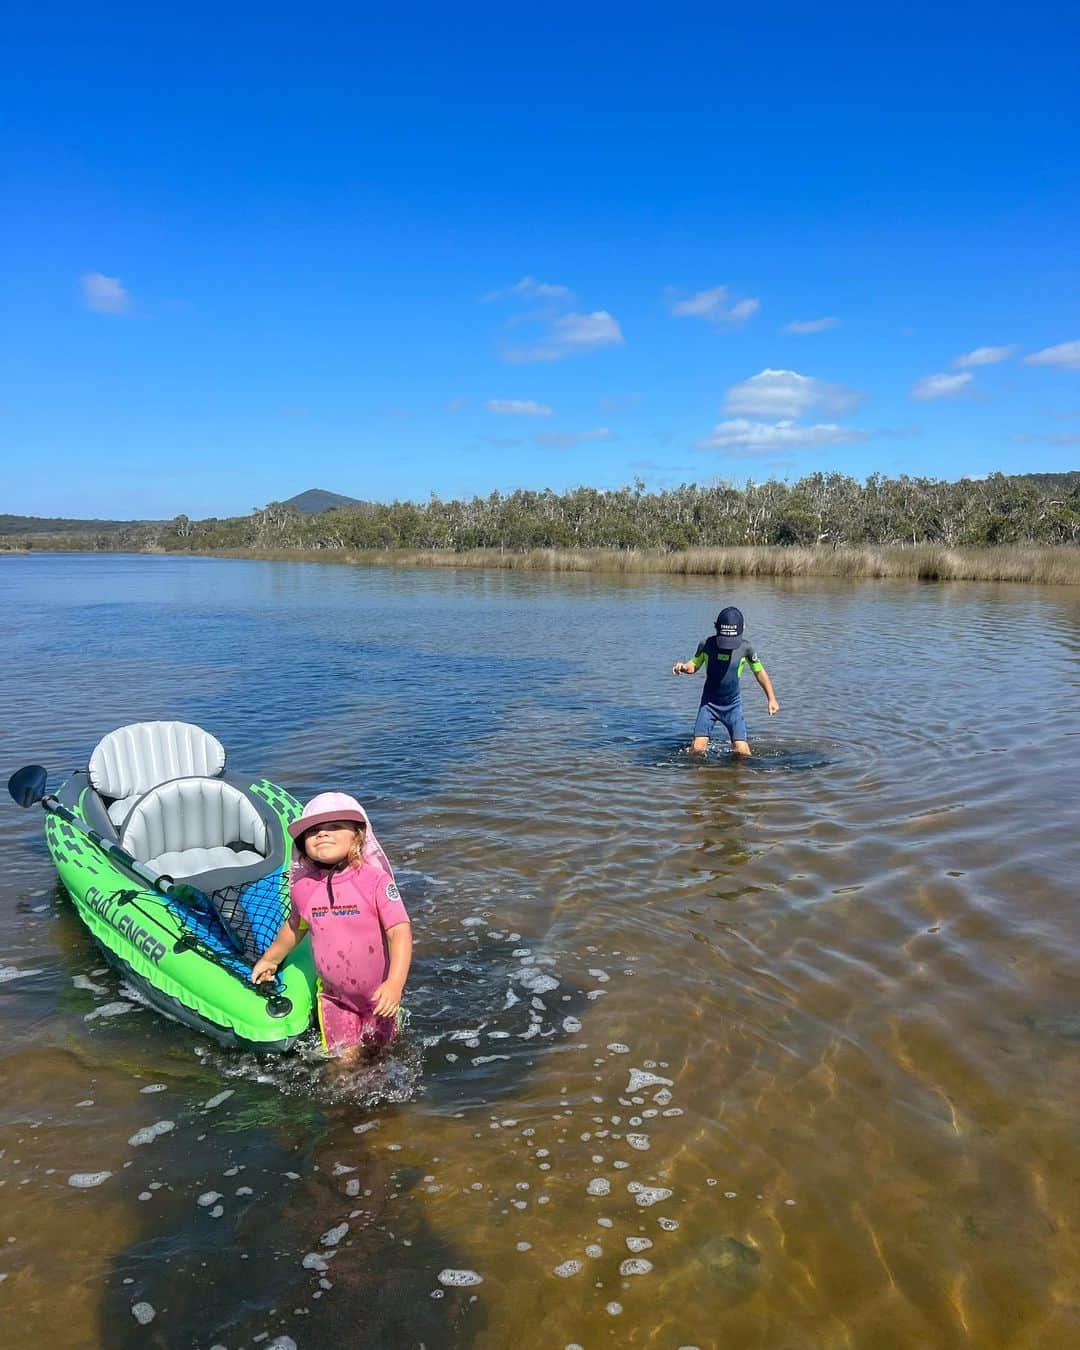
left=371, top=981, right=404, bottom=1018
left=767, top=697, right=780, bottom=715
left=251, top=957, right=279, bottom=984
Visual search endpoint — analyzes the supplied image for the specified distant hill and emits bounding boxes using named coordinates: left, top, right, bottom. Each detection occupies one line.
left=283, top=488, right=370, bottom=514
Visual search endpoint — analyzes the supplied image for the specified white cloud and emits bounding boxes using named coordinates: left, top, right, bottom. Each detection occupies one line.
left=784, top=316, right=839, bottom=334
left=535, top=427, right=611, bottom=448
left=486, top=399, right=554, bottom=416
left=82, top=271, right=131, bottom=314
left=698, top=419, right=868, bottom=455
left=954, top=344, right=1016, bottom=367
left=484, top=276, right=575, bottom=303
left=910, top=371, right=973, bottom=400
left=1024, top=340, right=1080, bottom=370
left=724, top=369, right=862, bottom=419
left=669, top=285, right=759, bottom=325
left=504, top=311, right=624, bottom=363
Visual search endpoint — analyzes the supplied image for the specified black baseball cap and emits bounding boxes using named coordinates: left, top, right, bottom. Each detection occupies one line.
left=714, top=606, right=744, bottom=650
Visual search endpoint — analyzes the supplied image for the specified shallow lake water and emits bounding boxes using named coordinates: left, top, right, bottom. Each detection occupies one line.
left=1, top=553, right=1078, bottom=1349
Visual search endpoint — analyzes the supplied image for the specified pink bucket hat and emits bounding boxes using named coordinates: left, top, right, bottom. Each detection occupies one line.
left=288, top=792, right=395, bottom=879
left=287, top=791, right=367, bottom=840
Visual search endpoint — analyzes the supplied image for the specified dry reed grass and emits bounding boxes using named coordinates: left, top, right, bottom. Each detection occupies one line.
left=212, top=544, right=1080, bottom=585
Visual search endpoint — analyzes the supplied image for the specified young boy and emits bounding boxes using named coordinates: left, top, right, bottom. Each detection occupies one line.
left=672, top=606, right=780, bottom=756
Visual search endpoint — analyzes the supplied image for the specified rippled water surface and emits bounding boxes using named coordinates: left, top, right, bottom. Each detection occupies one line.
left=1, top=554, right=1078, bottom=1349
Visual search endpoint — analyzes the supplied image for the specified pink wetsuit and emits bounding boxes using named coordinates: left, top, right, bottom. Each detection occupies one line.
left=291, top=862, right=410, bottom=1052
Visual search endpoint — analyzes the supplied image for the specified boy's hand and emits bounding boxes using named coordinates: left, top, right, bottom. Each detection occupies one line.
left=767, top=697, right=780, bottom=715
left=672, top=662, right=691, bottom=675
left=251, top=957, right=279, bottom=984
left=372, top=981, right=404, bottom=1018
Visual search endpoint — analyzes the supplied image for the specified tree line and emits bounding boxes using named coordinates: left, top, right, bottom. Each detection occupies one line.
left=6, top=471, right=1079, bottom=554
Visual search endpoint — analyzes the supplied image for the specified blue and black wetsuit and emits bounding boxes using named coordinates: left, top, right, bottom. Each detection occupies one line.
left=689, top=636, right=764, bottom=743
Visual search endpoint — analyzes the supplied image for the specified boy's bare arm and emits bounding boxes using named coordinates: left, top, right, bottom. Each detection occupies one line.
left=754, top=666, right=781, bottom=714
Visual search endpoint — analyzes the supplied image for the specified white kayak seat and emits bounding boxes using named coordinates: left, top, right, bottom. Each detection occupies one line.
left=89, top=721, right=227, bottom=819
left=106, top=794, right=142, bottom=827
left=121, top=777, right=269, bottom=881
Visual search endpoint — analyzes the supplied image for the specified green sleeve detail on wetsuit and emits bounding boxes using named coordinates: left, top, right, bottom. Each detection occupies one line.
left=690, top=642, right=707, bottom=671
left=750, top=659, right=764, bottom=673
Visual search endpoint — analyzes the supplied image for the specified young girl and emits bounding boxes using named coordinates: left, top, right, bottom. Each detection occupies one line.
left=252, top=792, right=412, bottom=1055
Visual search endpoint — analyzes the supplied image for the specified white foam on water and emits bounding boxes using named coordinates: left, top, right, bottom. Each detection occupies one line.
left=586, top=1178, right=610, bottom=1196
left=472, top=1055, right=510, bottom=1066
left=68, top=1171, right=112, bottom=1188
left=633, top=1187, right=672, bottom=1207
left=266, top=1339, right=298, bottom=1350
left=129, top=1121, right=175, bottom=1147
left=597, top=1217, right=613, bottom=1228
left=85, top=1001, right=136, bottom=1021
left=619, top=1258, right=653, bottom=1276
left=198, top=1191, right=222, bottom=1207
left=130, top=1302, right=155, bottom=1325
left=461, top=917, right=487, bottom=927
left=626, top=1236, right=652, bottom=1252
left=626, top=1069, right=673, bottom=1093
left=331, top=1163, right=356, bottom=1176
left=606, top=1043, right=629, bottom=1054
left=203, top=1090, right=234, bottom=1111
left=657, top=1217, right=679, bottom=1231
left=438, top=1269, right=483, bottom=1287
left=139, top=1084, right=167, bottom=1095
left=585, top=1244, right=603, bottom=1258
left=562, top=1017, right=582, bottom=1033
left=321, top=1223, right=349, bottom=1246
left=302, top=1253, right=331, bottom=1271
left=345, top=1179, right=360, bottom=1197
left=518, top=969, right=559, bottom=995
left=516, top=1242, right=532, bottom=1252
left=613, top=1160, right=630, bottom=1169
left=724, top=1190, right=736, bottom=1198
left=605, top=1302, right=623, bottom=1315
left=653, top=1088, right=672, bottom=1105
left=210, top=1204, right=224, bottom=1218
left=627, top=1134, right=650, bottom=1151
left=75, top=1100, right=94, bottom=1108
left=588, top=969, right=610, bottom=982
left=553, top=1259, right=583, bottom=1278
left=0, top=966, right=43, bottom=984
left=72, top=974, right=108, bottom=994
left=352, top=1120, right=380, bottom=1134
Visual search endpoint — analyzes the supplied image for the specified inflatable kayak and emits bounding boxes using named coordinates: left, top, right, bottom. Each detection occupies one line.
left=11, top=721, right=317, bottom=1051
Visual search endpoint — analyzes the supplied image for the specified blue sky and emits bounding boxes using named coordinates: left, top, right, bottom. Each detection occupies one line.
left=3, top=1, right=1078, bottom=519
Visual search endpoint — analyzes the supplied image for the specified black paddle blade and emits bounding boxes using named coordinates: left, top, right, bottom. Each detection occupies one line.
left=8, top=765, right=48, bottom=808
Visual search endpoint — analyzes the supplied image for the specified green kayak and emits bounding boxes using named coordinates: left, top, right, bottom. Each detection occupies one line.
left=36, top=721, right=317, bottom=1052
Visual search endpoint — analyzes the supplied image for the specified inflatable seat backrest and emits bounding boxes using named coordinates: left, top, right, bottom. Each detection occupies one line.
left=121, top=777, right=268, bottom=864
left=89, top=721, right=226, bottom=801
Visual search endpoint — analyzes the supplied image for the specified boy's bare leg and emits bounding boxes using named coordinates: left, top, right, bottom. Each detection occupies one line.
left=691, top=736, right=710, bottom=754
left=733, top=739, right=752, bottom=757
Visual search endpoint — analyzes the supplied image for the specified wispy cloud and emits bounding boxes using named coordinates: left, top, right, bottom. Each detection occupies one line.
left=954, top=344, right=1016, bottom=367
left=483, top=276, right=575, bottom=303
left=668, top=284, right=759, bottom=325
left=82, top=271, right=131, bottom=314
left=1010, top=431, right=1080, bottom=446
left=535, top=428, right=611, bottom=449
left=1024, top=340, right=1080, bottom=370
left=698, top=419, right=867, bottom=455
left=910, top=371, right=973, bottom=400
left=724, top=369, right=862, bottom=419
left=487, top=399, right=554, bottom=416
left=504, top=311, right=624, bottom=363
left=784, top=316, right=839, bottom=335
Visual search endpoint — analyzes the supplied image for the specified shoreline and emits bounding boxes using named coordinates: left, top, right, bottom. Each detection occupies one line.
left=5, top=542, right=1078, bottom=584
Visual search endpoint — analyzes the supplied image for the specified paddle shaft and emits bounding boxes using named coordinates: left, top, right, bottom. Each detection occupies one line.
left=41, top=793, right=194, bottom=903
